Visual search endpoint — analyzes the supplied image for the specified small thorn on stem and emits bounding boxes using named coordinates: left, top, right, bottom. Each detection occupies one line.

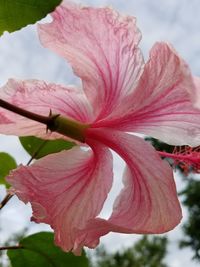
left=46, top=110, right=60, bottom=134
left=0, top=98, right=53, bottom=127
left=46, top=109, right=53, bottom=134
left=0, top=98, right=88, bottom=142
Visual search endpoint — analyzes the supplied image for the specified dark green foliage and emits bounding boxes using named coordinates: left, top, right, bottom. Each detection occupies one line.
left=19, top=136, right=75, bottom=160
left=92, top=236, right=168, bottom=267
left=0, top=152, right=17, bottom=188
left=179, top=179, right=200, bottom=260
left=0, top=0, right=62, bottom=35
left=7, top=232, right=89, bottom=267
left=145, top=137, right=174, bottom=154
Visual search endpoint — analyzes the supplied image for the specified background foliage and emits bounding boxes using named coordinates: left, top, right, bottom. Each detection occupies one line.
left=0, top=0, right=62, bottom=35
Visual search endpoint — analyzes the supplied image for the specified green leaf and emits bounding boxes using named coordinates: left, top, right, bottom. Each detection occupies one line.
left=0, top=152, right=17, bottom=188
left=7, top=232, right=89, bottom=267
left=0, top=0, right=62, bottom=35
left=19, top=136, right=75, bottom=159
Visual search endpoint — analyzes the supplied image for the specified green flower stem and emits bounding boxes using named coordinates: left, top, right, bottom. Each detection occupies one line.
left=49, top=115, right=89, bottom=143
left=0, top=98, right=89, bottom=142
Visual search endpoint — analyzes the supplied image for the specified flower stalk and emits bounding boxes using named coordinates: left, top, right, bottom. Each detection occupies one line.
left=0, top=99, right=52, bottom=126
left=0, top=98, right=89, bottom=210
left=0, top=98, right=89, bottom=142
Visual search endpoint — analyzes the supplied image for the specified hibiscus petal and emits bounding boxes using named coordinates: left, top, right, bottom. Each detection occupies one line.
left=94, top=43, right=200, bottom=146
left=193, top=76, right=200, bottom=108
left=7, top=142, right=113, bottom=254
left=77, top=128, right=181, bottom=248
left=0, top=79, right=93, bottom=137
left=38, top=1, right=144, bottom=119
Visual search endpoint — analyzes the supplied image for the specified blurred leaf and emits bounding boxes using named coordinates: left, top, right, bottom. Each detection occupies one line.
left=0, top=0, right=62, bottom=35
left=19, top=136, right=75, bottom=160
left=0, top=152, right=17, bottom=188
left=8, top=232, right=89, bottom=267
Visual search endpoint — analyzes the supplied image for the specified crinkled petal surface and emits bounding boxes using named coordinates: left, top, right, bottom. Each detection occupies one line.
left=7, top=142, right=113, bottom=254
left=94, top=43, right=200, bottom=146
left=75, top=128, right=182, bottom=248
left=193, top=76, right=200, bottom=109
left=0, top=79, right=93, bottom=137
left=38, top=1, right=144, bottom=119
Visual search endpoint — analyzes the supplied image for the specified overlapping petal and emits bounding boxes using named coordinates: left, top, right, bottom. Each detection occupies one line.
left=0, top=79, right=93, bottom=138
left=38, top=1, right=144, bottom=119
left=93, top=43, right=200, bottom=146
left=77, top=128, right=182, bottom=248
left=7, top=142, right=113, bottom=254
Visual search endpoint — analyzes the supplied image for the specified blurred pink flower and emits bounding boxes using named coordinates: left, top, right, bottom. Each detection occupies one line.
left=1, top=1, right=200, bottom=254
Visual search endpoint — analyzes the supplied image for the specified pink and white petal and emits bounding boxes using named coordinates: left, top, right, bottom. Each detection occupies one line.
left=193, top=76, right=200, bottom=108
left=77, top=128, right=182, bottom=248
left=0, top=79, right=93, bottom=138
left=7, top=143, right=113, bottom=254
left=38, top=1, right=144, bottom=119
left=94, top=43, right=200, bottom=146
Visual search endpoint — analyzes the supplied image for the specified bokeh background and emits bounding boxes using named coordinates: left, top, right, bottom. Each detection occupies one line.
left=0, top=1, right=200, bottom=266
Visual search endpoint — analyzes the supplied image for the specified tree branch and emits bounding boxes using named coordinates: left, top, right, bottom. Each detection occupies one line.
left=0, top=245, right=23, bottom=251
left=0, top=193, right=14, bottom=210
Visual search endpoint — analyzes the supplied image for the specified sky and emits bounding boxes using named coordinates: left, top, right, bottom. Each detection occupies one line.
left=0, top=0, right=200, bottom=266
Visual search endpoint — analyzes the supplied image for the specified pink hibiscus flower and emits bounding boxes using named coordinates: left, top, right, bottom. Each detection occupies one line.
left=1, top=1, right=200, bottom=254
